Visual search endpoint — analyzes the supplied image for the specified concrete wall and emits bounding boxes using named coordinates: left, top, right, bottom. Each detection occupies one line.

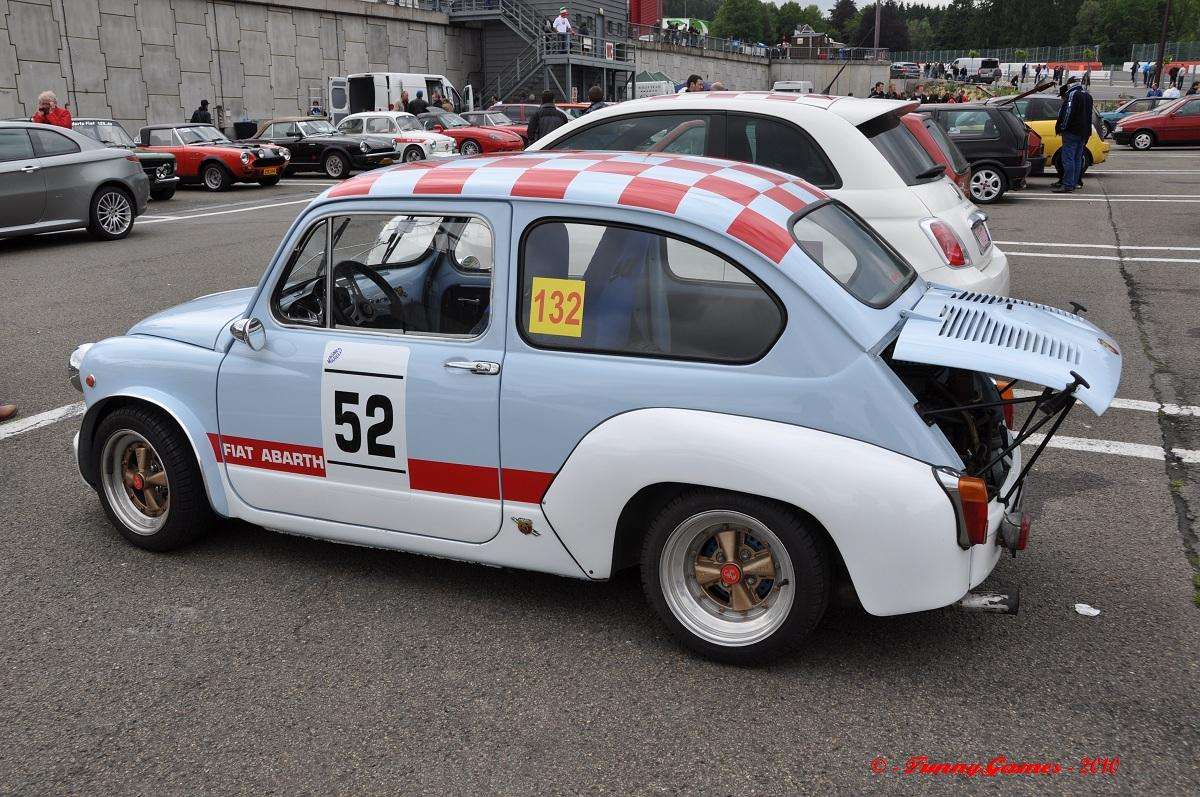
left=633, top=43, right=888, bottom=96
left=0, top=0, right=481, bottom=131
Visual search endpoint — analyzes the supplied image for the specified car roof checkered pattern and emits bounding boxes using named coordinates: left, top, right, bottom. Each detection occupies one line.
left=319, top=151, right=826, bottom=264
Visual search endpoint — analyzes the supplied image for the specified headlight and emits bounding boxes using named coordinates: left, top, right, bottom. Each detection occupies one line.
left=281, top=149, right=291, bottom=160
left=240, top=151, right=250, bottom=164
left=155, top=163, right=172, bottom=179
left=360, top=140, right=370, bottom=152
left=69, top=343, right=94, bottom=392
left=488, top=133, right=502, bottom=141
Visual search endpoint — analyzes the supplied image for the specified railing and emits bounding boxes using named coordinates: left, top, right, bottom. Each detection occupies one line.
left=771, top=45, right=889, bottom=61
left=542, top=33, right=634, bottom=64
left=487, top=40, right=543, bottom=102
left=626, top=22, right=769, bottom=58
left=447, top=0, right=542, bottom=44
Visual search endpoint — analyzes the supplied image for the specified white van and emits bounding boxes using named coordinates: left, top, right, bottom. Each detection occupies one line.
left=950, top=57, right=1001, bottom=84
left=771, top=80, right=815, bottom=94
left=328, top=73, right=473, bottom=122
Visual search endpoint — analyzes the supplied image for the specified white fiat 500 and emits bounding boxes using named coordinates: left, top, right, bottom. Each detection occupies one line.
left=69, top=152, right=1118, bottom=662
left=337, top=111, right=456, bottom=162
left=529, top=92, right=1009, bottom=295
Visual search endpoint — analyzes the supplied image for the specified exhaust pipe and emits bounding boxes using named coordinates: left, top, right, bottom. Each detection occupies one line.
left=956, top=589, right=1020, bottom=615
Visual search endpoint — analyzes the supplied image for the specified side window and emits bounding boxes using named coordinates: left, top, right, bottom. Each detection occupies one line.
left=273, top=122, right=298, bottom=137
left=365, top=117, right=394, bottom=133
left=273, top=219, right=329, bottom=327
left=328, top=214, right=493, bottom=336
left=1176, top=100, right=1200, bottom=116
left=552, top=114, right=713, bottom=155
left=725, top=114, right=838, bottom=188
left=260, top=124, right=278, bottom=138
left=0, top=129, right=35, bottom=162
left=340, top=117, right=364, bottom=134
left=147, top=129, right=175, bottom=146
left=941, top=110, right=998, bottom=137
left=519, top=220, right=783, bottom=363
left=330, top=85, right=347, bottom=109
left=30, top=129, right=81, bottom=157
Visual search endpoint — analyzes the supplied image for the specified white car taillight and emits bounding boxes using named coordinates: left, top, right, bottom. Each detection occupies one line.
left=921, top=218, right=970, bottom=268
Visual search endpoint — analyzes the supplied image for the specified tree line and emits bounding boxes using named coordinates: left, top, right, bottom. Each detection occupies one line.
left=662, top=0, right=1200, bottom=56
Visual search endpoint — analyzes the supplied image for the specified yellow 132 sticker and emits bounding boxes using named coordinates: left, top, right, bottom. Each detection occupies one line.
left=529, top=277, right=585, bottom=338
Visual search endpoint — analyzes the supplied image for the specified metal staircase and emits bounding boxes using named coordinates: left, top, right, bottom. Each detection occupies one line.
left=449, top=0, right=544, bottom=45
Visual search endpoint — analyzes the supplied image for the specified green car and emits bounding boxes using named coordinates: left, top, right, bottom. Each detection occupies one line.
left=72, top=118, right=180, bottom=200
left=1098, top=97, right=1175, bottom=137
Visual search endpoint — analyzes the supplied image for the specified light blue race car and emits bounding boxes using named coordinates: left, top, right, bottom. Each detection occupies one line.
left=69, top=151, right=1122, bottom=662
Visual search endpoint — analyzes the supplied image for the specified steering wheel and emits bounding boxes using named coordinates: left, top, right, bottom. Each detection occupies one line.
left=330, top=259, right=406, bottom=328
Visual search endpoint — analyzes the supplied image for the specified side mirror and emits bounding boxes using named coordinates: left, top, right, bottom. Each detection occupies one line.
left=230, top=317, right=266, bottom=350
left=433, top=124, right=445, bottom=132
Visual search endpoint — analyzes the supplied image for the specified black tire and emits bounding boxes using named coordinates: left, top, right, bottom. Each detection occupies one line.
left=1101, top=121, right=1112, bottom=138
left=403, top=145, right=425, bottom=163
left=92, top=405, right=216, bottom=552
left=1130, top=129, right=1155, bottom=151
left=639, top=489, right=830, bottom=664
left=258, top=176, right=281, bottom=187
left=149, top=185, right=176, bottom=201
left=86, top=185, right=135, bottom=241
left=969, top=165, right=1007, bottom=204
left=202, top=162, right=231, bottom=191
left=459, top=139, right=481, bottom=157
left=323, top=151, right=350, bottom=179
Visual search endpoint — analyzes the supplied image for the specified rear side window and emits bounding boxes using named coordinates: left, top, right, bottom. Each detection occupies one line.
left=923, top=118, right=969, bottom=173
left=860, top=113, right=940, bottom=185
left=365, top=117, right=394, bottom=133
left=339, top=118, right=364, bottom=134
left=790, top=201, right=914, bottom=307
left=550, top=113, right=714, bottom=156
left=938, top=109, right=999, bottom=138
left=725, top=114, right=838, bottom=188
left=30, top=129, right=81, bottom=157
left=0, top=129, right=35, bottom=162
left=147, top=129, right=175, bottom=146
left=519, top=220, right=783, bottom=363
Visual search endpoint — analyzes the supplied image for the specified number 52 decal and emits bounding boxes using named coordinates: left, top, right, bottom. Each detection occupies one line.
left=321, top=342, right=409, bottom=481
left=529, top=276, right=585, bottom=338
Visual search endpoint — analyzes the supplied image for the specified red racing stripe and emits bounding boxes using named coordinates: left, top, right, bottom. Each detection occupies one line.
left=210, top=433, right=326, bottom=477
left=409, top=458, right=500, bottom=500
left=501, top=468, right=555, bottom=504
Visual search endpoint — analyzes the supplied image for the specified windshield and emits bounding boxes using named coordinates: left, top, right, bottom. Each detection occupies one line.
left=435, top=113, right=469, bottom=128
left=395, top=115, right=421, bottom=131
left=299, top=120, right=336, bottom=135
left=74, top=120, right=135, bottom=146
left=178, top=125, right=229, bottom=144
left=923, top=118, right=969, bottom=173
left=790, top=202, right=915, bottom=307
left=487, top=112, right=513, bottom=124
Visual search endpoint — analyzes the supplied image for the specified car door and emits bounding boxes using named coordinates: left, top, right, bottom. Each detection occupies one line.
left=27, top=127, right=90, bottom=224
left=329, top=77, right=349, bottom=123
left=215, top=201, right=510, bottom=543
left=0, top=128, right=45, bottom=230
left=1160, top=99, right=1200, bottom=142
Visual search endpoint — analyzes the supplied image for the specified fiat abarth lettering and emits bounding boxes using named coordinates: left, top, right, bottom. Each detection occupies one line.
left=68, top=151, right=1122, bottom=662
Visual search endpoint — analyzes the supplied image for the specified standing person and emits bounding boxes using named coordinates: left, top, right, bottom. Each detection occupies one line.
left=1053, top=78, right=1092, bottom=193
left=552, top=8, right=573, bottom=54
left=1083, top=68, right=1092, bottom=87
left=582, top=85, right=606, bottom=113
left=1187, top=81, right=1199, bottom=95
left=400, top=90, right=410, bottom=112
left=407, top=90, right=428, bottom=115
left=1142, top=60, right=1152, bottom=86
left=1168, top=64, right=1180, bottom=90
left=685, top=74, right=705, bottom=92
left=869, top=81, right=885, bottom=97
left=308, top=99, right=324, bottom=116
left=31, top=91, right=71, bottom=128
left=1130, top=60, right=1139, bottom=84
left=189, top=99, right=212, bottom=124
left=1021, top=63, right=1028, bottom=83
left=526, top=90, right=569, bottom=142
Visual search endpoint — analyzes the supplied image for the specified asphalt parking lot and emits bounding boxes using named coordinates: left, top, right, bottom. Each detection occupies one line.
left=1, top=149, right=1198, bottom=793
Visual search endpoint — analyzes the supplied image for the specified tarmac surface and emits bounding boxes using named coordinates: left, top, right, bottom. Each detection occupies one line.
left=0, top=148, right=1197, bottom=793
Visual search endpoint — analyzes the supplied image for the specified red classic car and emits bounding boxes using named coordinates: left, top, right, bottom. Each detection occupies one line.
left=1112, top=96, right=1200, bottom=150
left=416, top=111, right=524, bottom=156
left=460, top=109, right=530, bottom=145
left=138, top=124, right=291, bottom=190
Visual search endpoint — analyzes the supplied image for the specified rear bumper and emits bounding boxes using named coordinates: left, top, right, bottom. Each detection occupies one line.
left=1026, top=155, right=1046, bottom=176
left=922, top=244, right=1010, bottom=296
left=1002, top=161, right=1032, bottom=181
left=351, top=150, right=403, bottom=168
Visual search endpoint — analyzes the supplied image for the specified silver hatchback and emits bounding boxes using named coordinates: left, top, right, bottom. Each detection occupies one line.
left=0, top=121, right=149, bottom=241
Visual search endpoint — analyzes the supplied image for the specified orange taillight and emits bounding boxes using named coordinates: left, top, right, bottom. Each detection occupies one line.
left=958, top=475, right=990, bottom=546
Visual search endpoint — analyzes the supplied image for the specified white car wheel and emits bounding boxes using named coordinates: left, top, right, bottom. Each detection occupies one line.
left=1132, top=131, right=1154, bottom=150
left=460, top=139, right=481, bottom=156
left=970, top=167, right=1005, bottom=204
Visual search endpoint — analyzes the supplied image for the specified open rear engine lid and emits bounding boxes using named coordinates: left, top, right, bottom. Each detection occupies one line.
left=892, top=285, right=1122, bottom=414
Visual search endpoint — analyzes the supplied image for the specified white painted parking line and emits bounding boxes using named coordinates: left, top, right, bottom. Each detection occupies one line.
left=1004, top=251, right=1200, bottom=264
left=995, top=241, right=1200, bottom=252
left=1090, top=169, right=1200, bottom=174
left=1024, top=433, right=1200, bottom=464
left=0, top=403, right=84, bottom=442
left=139, top=198, right=314, bottom=224
left=1013, top=389, right=1200, bottom=417
left=1006, top=195, right=1200, bottom=203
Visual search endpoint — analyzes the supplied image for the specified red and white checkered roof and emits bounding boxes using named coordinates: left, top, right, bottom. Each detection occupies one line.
left=319, top=151, right=826, bottom=264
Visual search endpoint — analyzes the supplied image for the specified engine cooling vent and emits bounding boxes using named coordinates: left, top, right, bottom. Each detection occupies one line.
left=937, top=305, right=1081, bottom=364
left=951, top=290, right=1075, bottom=319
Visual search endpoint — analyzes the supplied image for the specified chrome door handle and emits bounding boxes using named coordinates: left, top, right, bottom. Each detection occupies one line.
left=444, top=360, right=500, bottom=375
left=20, top=164, right=40, bottom=173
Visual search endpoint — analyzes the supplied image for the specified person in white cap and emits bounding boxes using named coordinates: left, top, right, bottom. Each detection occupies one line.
left=552, top=8, right=573, bottom=53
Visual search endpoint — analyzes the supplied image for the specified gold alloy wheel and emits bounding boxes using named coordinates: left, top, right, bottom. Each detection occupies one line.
left=100, top=430, right=170, bottom=535
left=659, top=510, right=795, bottom=647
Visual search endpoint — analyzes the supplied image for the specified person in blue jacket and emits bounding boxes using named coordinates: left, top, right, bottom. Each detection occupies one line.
left=1054, top=78, right=1093, bottom=193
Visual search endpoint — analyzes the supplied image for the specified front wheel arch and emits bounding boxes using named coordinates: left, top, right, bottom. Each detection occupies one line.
left=80, top=395, right=228, bottom=517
